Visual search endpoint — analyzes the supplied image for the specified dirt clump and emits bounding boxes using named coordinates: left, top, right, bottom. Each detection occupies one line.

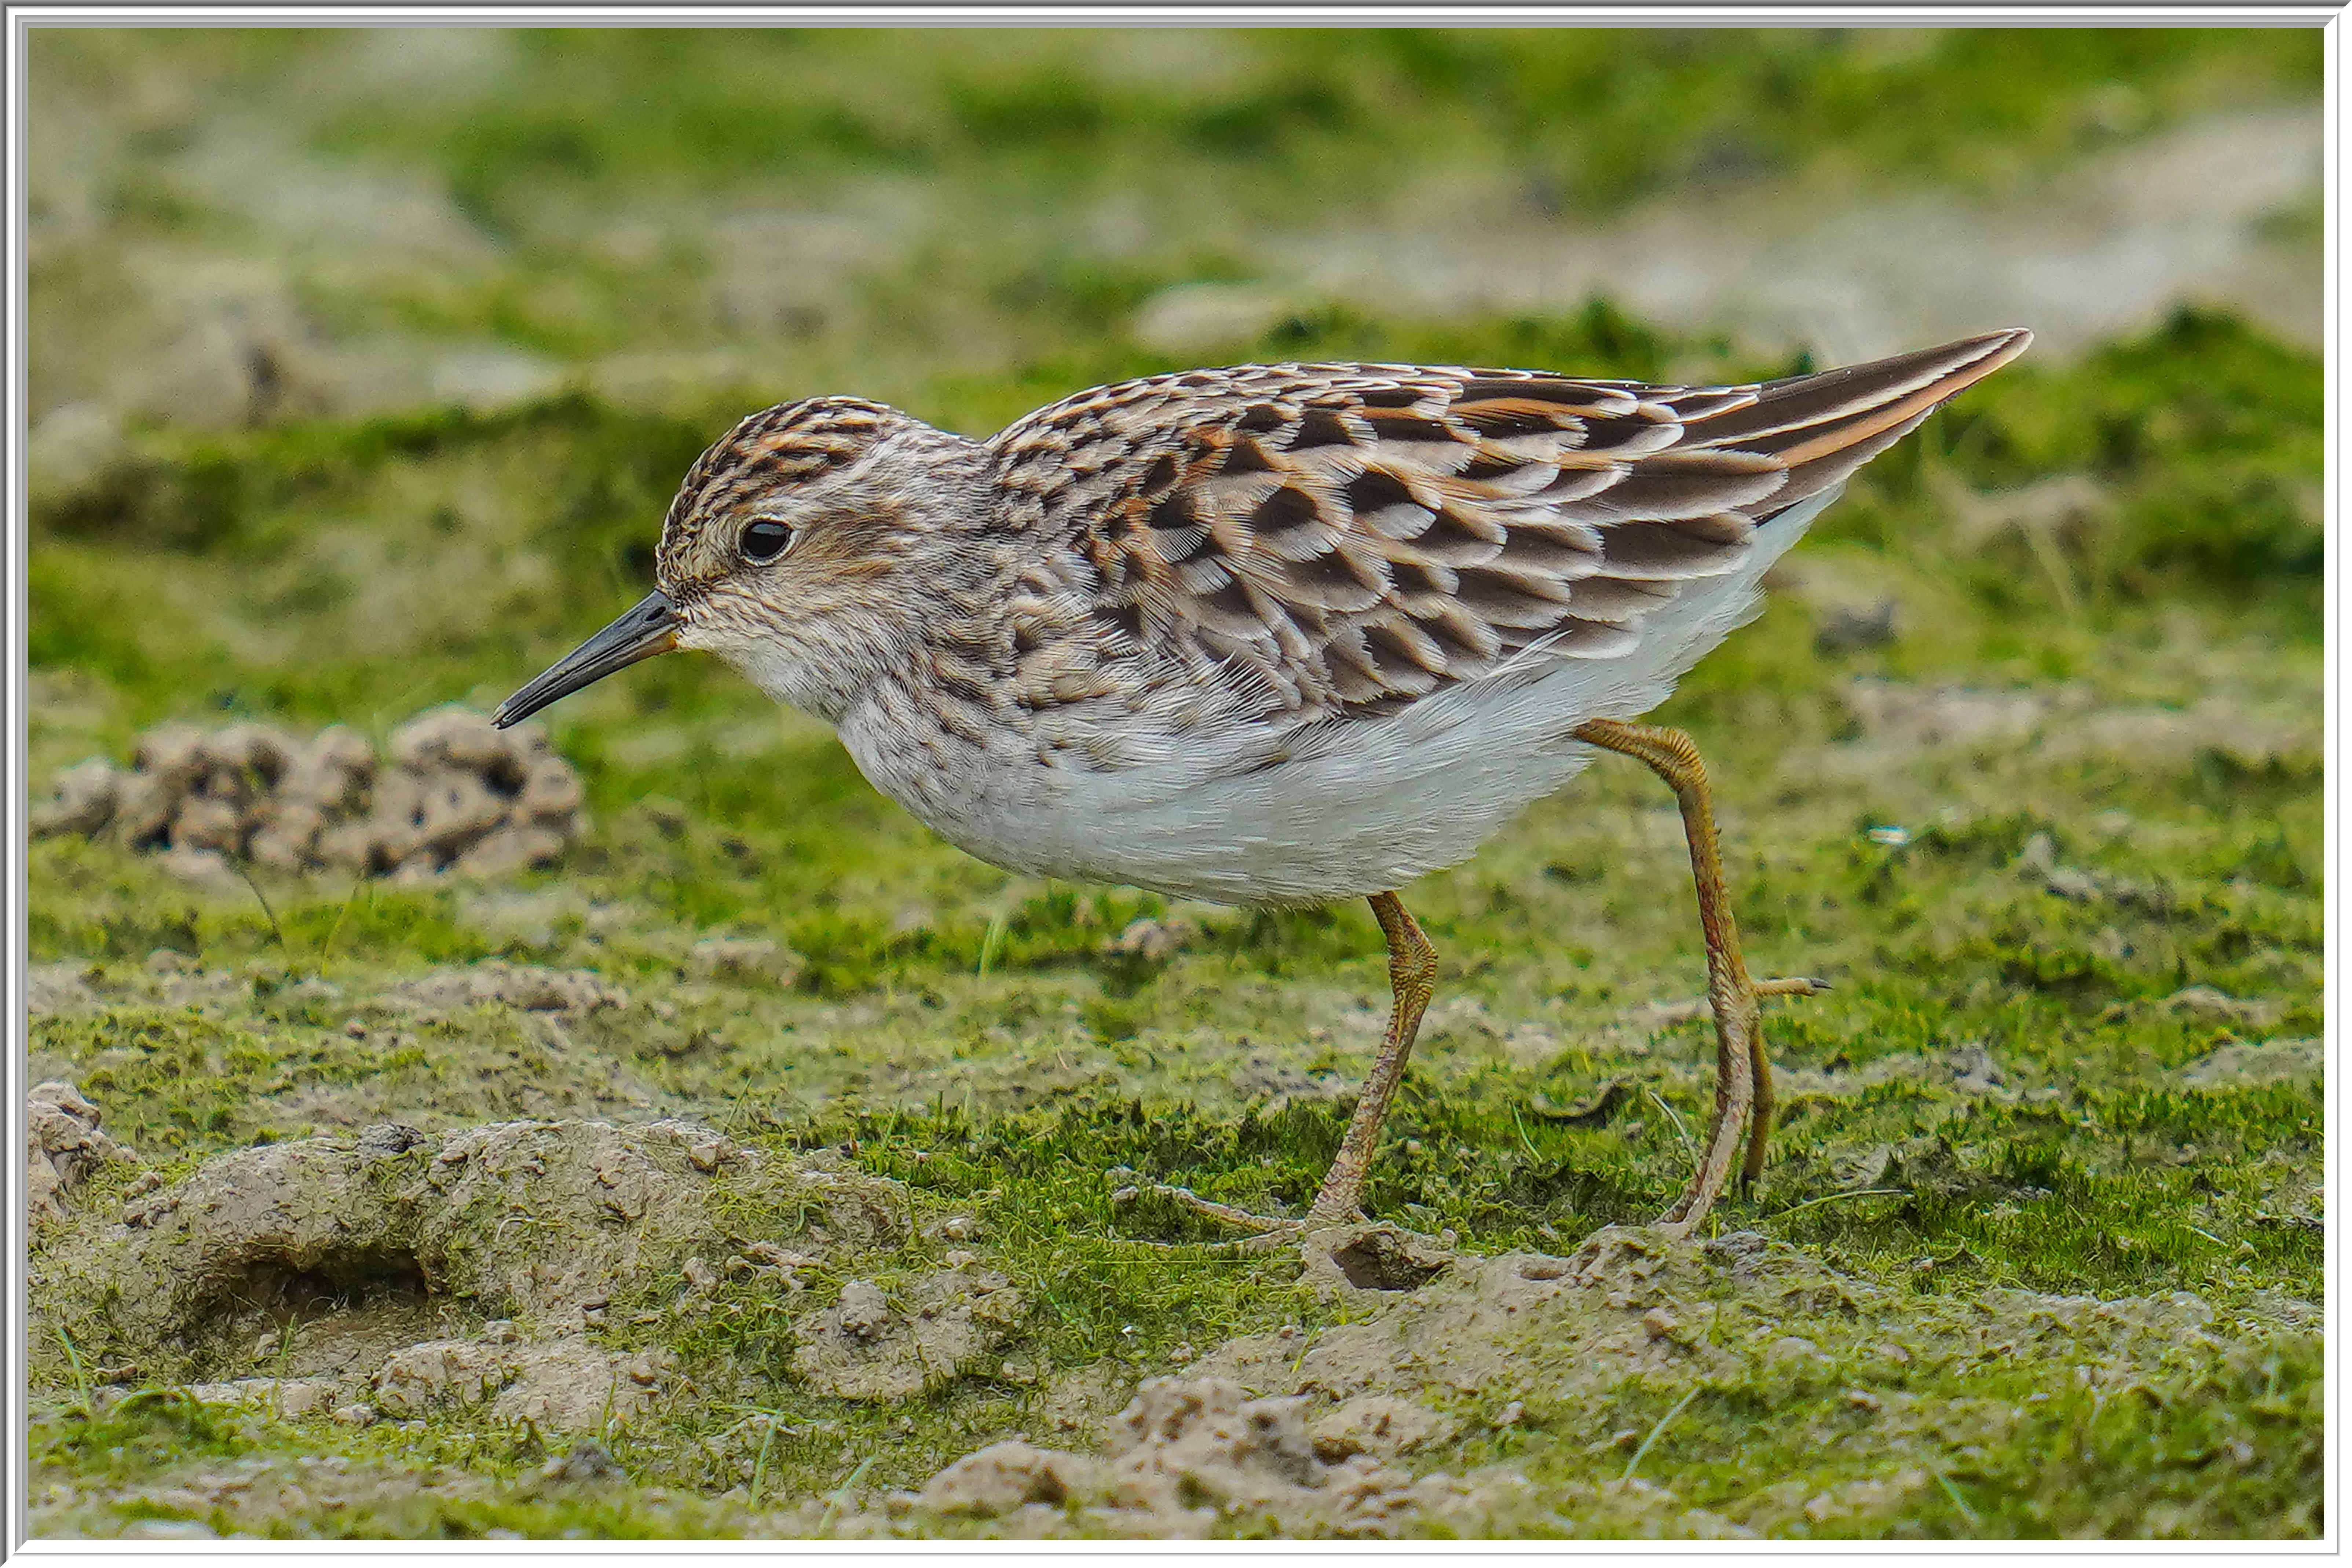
left=1308, top=1394, right=1459, bottom=1462
left=26, top=962, right=102, bottom=1019
left=793, top=1267, right=1025, bottom=1401
left=381, top=961, right=630, bottom=1019
left=2174, top=1037, right=2321, bottom=1088
left=908, top=1376, right=1464, bottom=1537
left=1103, top=916, right=1198, bottom=962
left=28, top=705, right=585, bottom=881
left=2014, top=831, right=2170, bottom=913
left=26, top=1080, right=138, bottom=1229
left=2157, top=986, right=2287, bottom=1032
left=687, top=934, right=805, bottom=986
left=34, top=1116, right=912, bottom=1432
left=370, top=1335, right=677, bottom=1430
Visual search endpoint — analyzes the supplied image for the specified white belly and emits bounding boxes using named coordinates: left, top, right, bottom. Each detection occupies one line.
left=840, top=491, right=1832, bottom=906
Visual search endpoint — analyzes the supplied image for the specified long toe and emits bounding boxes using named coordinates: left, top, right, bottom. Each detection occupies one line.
left=1139, top=1182, right=1305, bottom=1239
left=1754, top=975, right=1832, bottom=999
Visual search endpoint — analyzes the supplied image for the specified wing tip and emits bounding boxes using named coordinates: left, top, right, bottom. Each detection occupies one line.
left=1759, top=328, right=2033, bottom=469
left=1900, top=324, right=2032, bottom=409
left=1938, top=325, right=2035, bottom=384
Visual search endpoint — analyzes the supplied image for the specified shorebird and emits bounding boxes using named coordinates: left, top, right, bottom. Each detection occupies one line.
left=496, top=328, right=2032, bottom=1238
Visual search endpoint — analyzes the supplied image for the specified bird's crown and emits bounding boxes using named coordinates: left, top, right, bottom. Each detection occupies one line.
left=654, top=397, right=919, bottom=586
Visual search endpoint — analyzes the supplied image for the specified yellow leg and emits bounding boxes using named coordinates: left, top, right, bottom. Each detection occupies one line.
left=1155, top=891, right=1435, bottom=1235
left=1572, top=719, right=1825, bottom=1235
left=1308, top=892, right=1437, bottom=1223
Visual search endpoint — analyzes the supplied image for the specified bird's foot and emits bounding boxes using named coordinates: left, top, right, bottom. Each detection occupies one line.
left=1128, top=1185, right=1456, bottom=1292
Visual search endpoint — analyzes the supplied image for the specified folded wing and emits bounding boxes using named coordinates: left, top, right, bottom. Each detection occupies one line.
left=989, top=329, right=2031, bottom=723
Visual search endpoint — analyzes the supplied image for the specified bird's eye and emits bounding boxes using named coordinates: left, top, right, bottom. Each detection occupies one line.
left=742, top=520, right=795, bottom=563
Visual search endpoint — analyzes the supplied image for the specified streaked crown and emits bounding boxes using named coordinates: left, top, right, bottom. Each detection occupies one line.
left=654, top=396, right=915, bottom=593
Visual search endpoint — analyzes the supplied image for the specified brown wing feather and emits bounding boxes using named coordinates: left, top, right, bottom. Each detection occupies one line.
left=989, top=329, right=2030, bottom=722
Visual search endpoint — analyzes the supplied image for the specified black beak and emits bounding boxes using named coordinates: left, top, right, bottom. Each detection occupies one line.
left=493, top=590, right=682, bottom=728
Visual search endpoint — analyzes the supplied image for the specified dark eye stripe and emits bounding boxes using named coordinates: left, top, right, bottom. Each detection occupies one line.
left=743, top=520, right=795, bottom=562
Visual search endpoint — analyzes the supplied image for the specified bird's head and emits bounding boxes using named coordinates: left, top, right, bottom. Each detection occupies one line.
left=494, top=397, right=989, bottom=730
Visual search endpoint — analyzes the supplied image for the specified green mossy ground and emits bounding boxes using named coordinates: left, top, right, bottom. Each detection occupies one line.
left=26, top=26, right=2321, bottom=1541
left=28, top=301, right=2322, bottom=1540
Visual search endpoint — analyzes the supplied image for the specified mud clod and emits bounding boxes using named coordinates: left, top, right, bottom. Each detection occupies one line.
left=384, top=961, right=628, bottom=1019
left=356, top=1124, right=428, bottom=1158
left=36, top=1116, right=897, bottom=1431
left=1308, top=1395, right=1458, bottom=1462
left=28, top=1080, right=137, bottom=1230
left=373, top=1339, right=513, bottom=1417
left=539, top=1441, right=628, bottom=1487
left=2175, top=1037, right=2321, bottom=1088
left=687, top=935, right=804, bottom=986
left=792, top=1268, right=1024, bottom=1401
left=27, top=962, right=101, bottom=1019
left=911, top=1376, right=1449, bottom=1536
left=918, top=1441, right=1089, bottom=1517
left=30, top=758, right=123, bottom=838
left=1307, top=1225, right=1453, bottom=1295
left=1105, top=917, right=1198, bottom=962
left=30, top=706, right=585, bottom=879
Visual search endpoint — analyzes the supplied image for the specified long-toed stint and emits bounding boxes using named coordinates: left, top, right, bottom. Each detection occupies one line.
left=497, top=329, right=2032, bottom=1240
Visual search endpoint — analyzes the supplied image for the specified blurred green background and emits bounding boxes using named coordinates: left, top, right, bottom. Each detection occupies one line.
left=26, top=26, right=2323, bottom=1540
